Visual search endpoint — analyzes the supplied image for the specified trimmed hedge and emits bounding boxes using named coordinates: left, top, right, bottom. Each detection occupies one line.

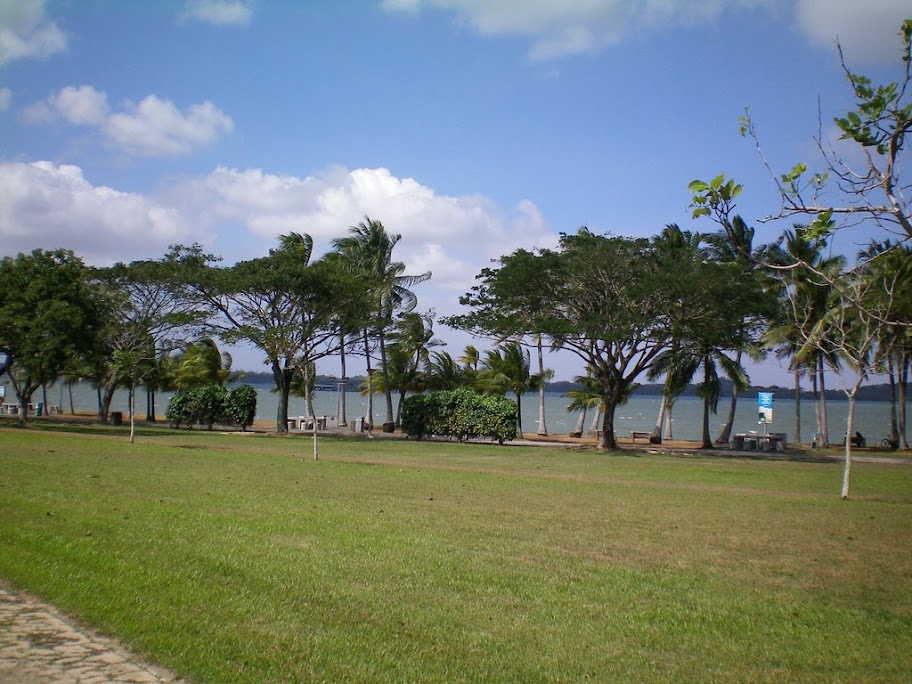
left=166, top=385, right=257, bottom=431
left=401, top=389, right=517, bottom=443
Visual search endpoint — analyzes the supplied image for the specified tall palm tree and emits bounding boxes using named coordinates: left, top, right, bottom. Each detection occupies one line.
left=764, top=227, right=845, bottom=446
left=704, top=215, right=767, bottom=444
left=331, top=217, right=431, bottom=432
left=859, top=239, right=912, bottom=449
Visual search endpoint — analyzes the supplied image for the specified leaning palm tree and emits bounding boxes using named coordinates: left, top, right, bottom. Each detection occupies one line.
left=423, top=350, right=465, bottom=391
left=331, top=217, right=431, bottom=432
left=563, top=372, right=604, bottom=438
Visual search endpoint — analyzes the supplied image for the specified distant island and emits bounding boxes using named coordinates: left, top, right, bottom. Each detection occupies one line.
left=233, top=371, right=897, bottom=403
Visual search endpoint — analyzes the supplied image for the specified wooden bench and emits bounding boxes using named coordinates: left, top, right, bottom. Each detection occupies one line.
left=631, top=430, right=651, bottom=442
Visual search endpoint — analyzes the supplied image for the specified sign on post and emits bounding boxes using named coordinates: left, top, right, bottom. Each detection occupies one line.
left=758, top=392, right=773, bottom=424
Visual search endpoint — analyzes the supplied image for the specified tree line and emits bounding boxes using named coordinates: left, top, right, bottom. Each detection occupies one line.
left=2, top=22, right=910, bottom=500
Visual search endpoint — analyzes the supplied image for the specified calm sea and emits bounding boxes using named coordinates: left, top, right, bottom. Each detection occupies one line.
left=34, top=382, right=900, bottom=445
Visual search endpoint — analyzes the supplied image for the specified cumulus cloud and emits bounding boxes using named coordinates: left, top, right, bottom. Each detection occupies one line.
left=381, top=0, right=779, bottom=59
left=166, top=165, right=554, bottom=298
left=0, top=87, right=10, bottom=111
left=1, top=159, right=551, bottom=319
left=382, top=0, right=909, bottom=62
left=0, top=161, right=209, bottom=265
left=0, top=0, right=66, bottom=66
left=795, top=0, right=911, bottom=64
left=179, top=0, right=253, bottom=27
left=24, top=85, right=233, bottom=156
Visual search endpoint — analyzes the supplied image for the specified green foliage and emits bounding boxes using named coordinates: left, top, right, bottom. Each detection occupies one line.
left=687, top=174, right=743, bottom=221
left=401, top=389, right=517, bottom=443
left=224, top=385, right=257, bottom=431
left=166, top=385, right=228, bottom=430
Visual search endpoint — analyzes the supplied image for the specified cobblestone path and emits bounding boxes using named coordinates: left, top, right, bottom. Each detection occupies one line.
left=0, top=583, right=185, bottom=684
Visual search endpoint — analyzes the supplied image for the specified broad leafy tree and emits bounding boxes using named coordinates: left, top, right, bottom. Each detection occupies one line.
left=0, top=249, right=103, bottom=422
left=175, top=237, right=361, bottom=432
left=453, top=229, right=681, bottom=450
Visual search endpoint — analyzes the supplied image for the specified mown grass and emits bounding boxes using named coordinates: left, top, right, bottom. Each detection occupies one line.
left=1, top=424, right=910, bottom=683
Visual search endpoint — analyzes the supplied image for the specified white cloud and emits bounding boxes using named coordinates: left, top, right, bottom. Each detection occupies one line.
left=1, top=159, right=553, bottom=318
left=179, top=0, right=253, bottom=27
left=0, top=161, right=208, bottom=265
left=24, top=86, right=233, bottom=156
left=382, top=1, right=910, bottom=62
left=795, top=0, right=911, bottom=64
left=381, top=0, right=778, bottom=60
left=166, top=165, right=554, bottom=303
left=0, top=0, right=66, bottom=66
left=0, top=87, right=10, bottom=111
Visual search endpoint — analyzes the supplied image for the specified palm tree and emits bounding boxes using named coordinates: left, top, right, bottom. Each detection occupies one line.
left=764, top=227, right=846, bottom=446
left=476, top=341, right=546, bottom=435
left=563, top=372, right=603, bottom=438
left=332, top=217, right=431, bottom=432
left=424, top=350, right=465, bottom=391
left=704, top=215, right=767, bottom=444
left=859, top=239, right=912, bottom=449
left=169, top=338, right=233, bottom=390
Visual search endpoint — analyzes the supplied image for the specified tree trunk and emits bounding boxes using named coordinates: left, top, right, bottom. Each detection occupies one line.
left=811, top=366, right=820, bottom=446
left=598, top=400, right=620, bottom=450
left=339, top=335, right=348, bottom=426
left=715, top=350, right=742, bottom=444
left=818, top=356, right=830, bottom=446
left=129, top=385, right=136, bottom=444
left=842, top=386, right=861, bottom=499
left=570, top=407, right=586, bottom=438
left=363, top=330, right=374, bottom=428
left=272, top=361, right=291, bottom=432
left=651, top=393, right=667, bottom=442
left=900, top=354, right=909, bottom=449
left=536, top=335, right=547, bottom=436
left=146, top=387, right=156, bottom=422
left=887, top=362, right=899, bottom=446
left=515, top=391, right=523, bottom=435
left=701, top=358, right=713, bottom=449
left=588, top=409, right=602, bottom=437
left=793, top=368, right=802, bottom=445
left=664, top=398, right=674, bottom=439
left=378, top=327, right=395, bottom=432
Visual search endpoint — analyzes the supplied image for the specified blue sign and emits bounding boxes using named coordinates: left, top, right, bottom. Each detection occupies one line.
left=758, top=392, right=773, bottom=424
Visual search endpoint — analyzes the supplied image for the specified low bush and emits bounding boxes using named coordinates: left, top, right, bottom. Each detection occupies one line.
left=166, top=385, right=256, bottom=430
left=402, top=389, right=516, bottom=443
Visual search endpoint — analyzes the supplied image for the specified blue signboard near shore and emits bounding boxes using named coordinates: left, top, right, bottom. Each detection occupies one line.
left=758, top=392, right=773, bottom=424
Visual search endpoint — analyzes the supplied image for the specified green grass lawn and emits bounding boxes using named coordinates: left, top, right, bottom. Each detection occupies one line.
left=1, top=424, right=910, bottom=683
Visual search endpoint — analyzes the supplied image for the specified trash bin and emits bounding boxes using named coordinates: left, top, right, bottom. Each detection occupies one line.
left=111, top=411, right=123, bottom=426
left=35, top=402, right=44, bottom=417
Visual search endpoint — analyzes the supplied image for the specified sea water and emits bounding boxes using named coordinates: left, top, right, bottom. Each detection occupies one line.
left=39, top=382, right=899, bottom=445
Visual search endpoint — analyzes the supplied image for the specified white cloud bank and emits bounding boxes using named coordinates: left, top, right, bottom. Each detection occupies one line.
left=0, top=161, right=206, bottom=265
left=0, top=0, right=66, bottom=66
left=382, top=0, right=910, bottom=63
left=179, top=0, right=253, bottom=27
left=795, top=0, right=912, bottom=64
left=1, top=162, right=552, bottom=310
left=169, top=165, right=554, bottom=295
left=24, top=85, right=234, bottom=156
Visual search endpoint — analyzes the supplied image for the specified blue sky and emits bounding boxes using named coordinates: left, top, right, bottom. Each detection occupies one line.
left=2, top=0, right=909, bottom=384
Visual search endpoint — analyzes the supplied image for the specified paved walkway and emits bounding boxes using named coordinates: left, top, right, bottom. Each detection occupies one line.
left=0, top=583, right=184, bottom=684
